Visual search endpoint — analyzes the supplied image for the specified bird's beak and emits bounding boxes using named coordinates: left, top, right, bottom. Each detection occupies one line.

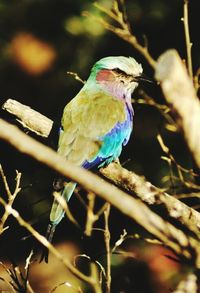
left=134, top=73, right=154, bottom=84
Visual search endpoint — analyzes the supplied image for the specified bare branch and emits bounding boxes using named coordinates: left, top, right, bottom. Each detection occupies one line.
left=0, top=166, right=22, bottom=234
left=182, top=0, right=193, bottom=79
left=53, top=191, right=80, bottom=228
left=2, top=99, right=53, bottom=137
left=2, top=98, right=200, bottom=235
left=84, top=193, right=98, bottom=236
left=104, top=203, right=111, bottom=293
left=100, top=162, right=200, bottom=238
left=194, top=67, right=200, bottom=92
left=83, top=1, right=156, bottom=68
left=0, top=196, right=99, bottom=289
left=2, top=98, right=200, bottom=248
left=155, top=49, right=200, bottom=168
left=1, top=119, right=200, bottom=266
left=66, top=71, right=85, bottom=84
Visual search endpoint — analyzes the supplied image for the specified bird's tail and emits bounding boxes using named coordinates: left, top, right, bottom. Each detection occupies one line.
left=40, top=223, right=57, bottom=263
left=40, top=181, right=76, bottom=263
left=50, top=181, right=77, bottom=224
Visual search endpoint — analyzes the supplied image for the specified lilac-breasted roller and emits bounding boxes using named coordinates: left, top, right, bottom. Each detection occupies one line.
left=42, top=56, right=148, bottom=262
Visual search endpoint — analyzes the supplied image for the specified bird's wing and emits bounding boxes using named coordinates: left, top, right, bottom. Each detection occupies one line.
left=57, top=90, right=127, bottom=166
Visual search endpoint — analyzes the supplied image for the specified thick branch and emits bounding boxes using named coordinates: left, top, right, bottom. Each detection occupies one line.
left=155, top=49, right=200, bottom=168
left=2, top=99, right=200, bottom=238
left=100, top=162, right=200, bottom=238
left=0, top=118, right=200, bottom=265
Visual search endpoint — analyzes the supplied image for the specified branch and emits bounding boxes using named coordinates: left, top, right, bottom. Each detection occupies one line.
left=84, top=193, right=99, bottom=237
left=100, top=162, right=200, bottom=238
left=83, top=1, right=156, bottom=68
left=182, top=0, right=193, bottom=79
left=0, top=166, right=21, bottom=234
left=2, top=99, right=200, bottom=239
left=104, top=203, right=111, bottom=293
left=0, top=119, right=200, bottom=267
left=2, top=99, right=53, bottom=137
left=0, top=196, right=99, bottom=290
left=155, top=49, right=200, bottom=168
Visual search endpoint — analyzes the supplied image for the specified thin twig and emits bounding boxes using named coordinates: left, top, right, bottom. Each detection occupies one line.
left=84, top=1, right=156, bottom=68
left=194, top=67, right=200, bottom=92
left=0, top=262, right=16, bottom=293
left=53, top=191, right=80, bottom=228
left=85, top=193, right=98, bottom=236
left=182, top=0, right=193, bottom=79
left=0, top=164, right=12, bottom=198
left=104, top=203, right=111, bottom=293
left=0, top=166, right=21, bottom=234
left=50, top=281, right=83, bottom=293
left=157, top=134, right=197, bottom=188
left=84, top=193, right=108, bottom=236
left=66, top=71, right=85, bottom=84
left=24, top=250, right=34, bottom=293
left=0, top=196, right=100, bottom=291
left=90, top=263, right=102, bottom=293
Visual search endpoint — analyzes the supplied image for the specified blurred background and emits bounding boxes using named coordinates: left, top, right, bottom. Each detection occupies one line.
left=0, top=0, right=199, bottom=292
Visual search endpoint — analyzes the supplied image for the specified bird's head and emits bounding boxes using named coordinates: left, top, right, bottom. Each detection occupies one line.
left=87, top=56, right=149, bottom=100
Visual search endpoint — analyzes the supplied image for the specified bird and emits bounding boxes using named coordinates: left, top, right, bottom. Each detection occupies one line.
left=41, top=56, right=151, bottom=262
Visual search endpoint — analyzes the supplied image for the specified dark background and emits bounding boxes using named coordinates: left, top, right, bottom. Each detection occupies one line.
left=0, top=1, right=199, bottom=292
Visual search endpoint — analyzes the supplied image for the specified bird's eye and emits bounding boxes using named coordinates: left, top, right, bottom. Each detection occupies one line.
left=113, top=68, right=126, bottom=75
